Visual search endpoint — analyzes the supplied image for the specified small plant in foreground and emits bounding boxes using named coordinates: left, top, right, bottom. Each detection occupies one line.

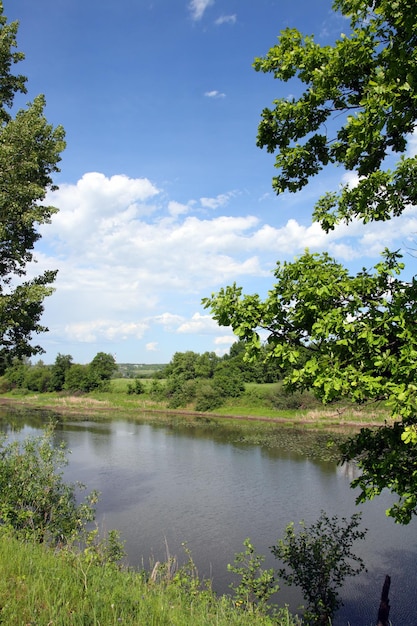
left=271, top=511, right=367, bottom=625
left=228, top=538, right=279, bottom=613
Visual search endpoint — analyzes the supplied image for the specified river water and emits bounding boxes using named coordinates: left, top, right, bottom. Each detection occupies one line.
left=1, top=412, right=416, bottom=624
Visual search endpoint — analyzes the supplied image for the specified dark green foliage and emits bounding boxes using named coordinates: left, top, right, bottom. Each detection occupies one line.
left=341, top=423, right=417, bottom=524
left=213, top=363, right=245, bottom=398
left=64, top=364, right=96, bottom=393
left=148, top=378, right=166, bottom=400
left=225, top=341, right=282, bottom=384
left=89, top=352, right=117, bottom=381
left=271, top=512, right=367, bottom=625
left=194, top=382, right=225, bottom=412
left=0, top=424, right=97, bottom=544
left=164, top=351, right=220, bottom=381
left=0, top=6, right=65, bottom=371
left=3, top=358, right=30, bottom=389
left=254, top=0, right=417, bottom=230
left=166, top=377, right=197, bottom=408
left=24, top=361, right=52, bottom=392
left=127, top=378, right=145, bottom=395
left=49, top=353, right=73, bottom=391
left=204, top=0, right=417, bottom=522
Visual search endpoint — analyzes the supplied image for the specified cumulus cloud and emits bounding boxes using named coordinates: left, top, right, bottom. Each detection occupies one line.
left=177, top=313, right=220, bottom=334
left=204, top=90, right=226, bottom=98
left=215, top=14, right=236, bottom=25
left=168, top=200, right=192, bottom=217
left=200, top=192, right=234, bottom=209
left=189, top=0, right=213, bottom=21
left=33, top=171, right=417, bottom=363
left=64, top=319, right=149, bottom=343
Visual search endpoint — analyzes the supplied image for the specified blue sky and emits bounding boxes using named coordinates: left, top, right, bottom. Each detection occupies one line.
left=6, top=0, right=417, bottom=364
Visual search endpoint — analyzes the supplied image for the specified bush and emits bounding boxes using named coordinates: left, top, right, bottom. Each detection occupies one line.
left=271, top=511, right=367, bottom=625
left=0, top=424, right=98, bottom=544
left=64, top=364, right=97, bottom=392
left=228, top=538, right=279, bottom=614
left=24, top=364, right=52, bottom=392
left=127, top=378, right=145, bottom=395
left=166, top=376, right=197, bottom=408
left=195, top=382, right=225, bottom=412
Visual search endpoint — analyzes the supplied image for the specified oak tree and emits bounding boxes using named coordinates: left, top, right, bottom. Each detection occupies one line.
left=0, top=3, right=65, bottom=373
left=204, top=0, right=417, bottom=523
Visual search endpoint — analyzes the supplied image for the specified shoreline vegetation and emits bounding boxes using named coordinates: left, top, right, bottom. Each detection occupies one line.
left=0, top=384, right=391, bottom=465
left=0, top=386, right=389, bottom=625
left=0, top=383, right=389, bottom=430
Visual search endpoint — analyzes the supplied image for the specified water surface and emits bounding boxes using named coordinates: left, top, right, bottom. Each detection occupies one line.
left=1, top=413, right=416, bottom=624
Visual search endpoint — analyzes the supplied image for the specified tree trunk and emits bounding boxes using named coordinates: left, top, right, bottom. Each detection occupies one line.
left=376, top=575, right=391, bottom=626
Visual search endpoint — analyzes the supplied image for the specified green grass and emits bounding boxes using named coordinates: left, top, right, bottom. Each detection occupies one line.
left=0, top=377, right=390, bottom=432
left=0, top=533, right=300, bottom=625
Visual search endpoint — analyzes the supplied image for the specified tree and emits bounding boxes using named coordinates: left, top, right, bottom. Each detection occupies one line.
left=254, top=0, right=417, bottom=231
left=204, top=0, right=417, bottom=523
left=0, top=4, right=65, bottom=373
left=89, top=351, right=117, bottom=382
left=64, top=363, right=95, bottom=393
left=271, top=512, right=366, bottom=625
left=49, top=353, right=73, bottom=391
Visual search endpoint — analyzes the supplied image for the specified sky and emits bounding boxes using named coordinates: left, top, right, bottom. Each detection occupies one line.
left=5, top=0, right=417, bottom=365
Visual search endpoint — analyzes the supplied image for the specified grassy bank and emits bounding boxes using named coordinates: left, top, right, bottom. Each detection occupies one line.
left=0, top=532, right=300, bottom=625
left=0, top=379, right=391, bottom=465
left=0, top=378, right=389, bottom=427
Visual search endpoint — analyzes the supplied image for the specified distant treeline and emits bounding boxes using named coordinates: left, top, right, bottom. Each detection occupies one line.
left=0, top=342, right=313, bottom=412
left=0, top=352, right=118, bottom=393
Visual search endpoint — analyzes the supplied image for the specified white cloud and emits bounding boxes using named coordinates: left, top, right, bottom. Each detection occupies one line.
left=189, top=0, right=213, bottom=21
left=64, top=320, right=149, bottom=343
left=215, top=14, right=236, bottom=25
left=168, top=200, right=192, bottom=217
left=146, top=342, right=158, bottom=352
left=204, top=90, right=226, bottom=99
left=214, top=335, right=235, bottom=345
left=341, top=171, right=360, bottom=188
left=200, top=192, right=234, bottom=209
left=153, top=313, right=185, bottom=330
left=177, top=313, right=219, bottom=334
left=33, top=171, right=417, bottom=363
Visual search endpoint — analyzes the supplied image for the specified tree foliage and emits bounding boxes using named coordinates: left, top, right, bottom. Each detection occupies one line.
left=0, top=4, right=65, bottom=373
left=254, top=0, right=417, bottom=231
left=204, top=0, right=417, bottom=523
left=271, top=512, right=366, bottom=625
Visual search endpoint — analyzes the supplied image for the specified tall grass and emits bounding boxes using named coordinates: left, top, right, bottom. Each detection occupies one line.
left=0, top=532, right=300, bottom=625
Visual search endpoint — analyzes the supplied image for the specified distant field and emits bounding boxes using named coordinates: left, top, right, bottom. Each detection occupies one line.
left=116, top=363, right=166, bottom=379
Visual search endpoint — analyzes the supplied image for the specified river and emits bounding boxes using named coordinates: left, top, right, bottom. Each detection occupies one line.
left=1, top=411, right=416, bottom=625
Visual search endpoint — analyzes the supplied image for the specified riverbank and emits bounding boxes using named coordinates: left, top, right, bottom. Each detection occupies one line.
left=0, top=387, right=390, bottom=430
left=0, top=388, right=390, bottom=464
left=0, top=531, right=300, bottom=626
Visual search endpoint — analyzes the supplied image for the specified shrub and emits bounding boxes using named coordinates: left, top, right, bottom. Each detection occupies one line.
left=195, top=382, right=225, bottom=412
left=127, top=378, right=145, bottom=395
left=24, top=364, right=52, bottom=392
left=228, top=538, right=279, bottom=614
left=166, top=376, right=197, bottom=408
left=271, top=511, right=367, bottom=625
left=0, top=424, right=98, bottom=544
left=64, top=364, right=96, bottom=392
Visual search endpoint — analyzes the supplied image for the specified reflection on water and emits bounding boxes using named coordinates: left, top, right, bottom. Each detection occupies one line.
left=0, top=406, right=416, bottom=625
